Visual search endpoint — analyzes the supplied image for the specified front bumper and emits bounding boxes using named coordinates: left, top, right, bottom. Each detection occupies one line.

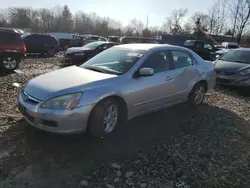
left=216, top=74, right=250, bottom=87
left=18, top=93, right=94, bottom=134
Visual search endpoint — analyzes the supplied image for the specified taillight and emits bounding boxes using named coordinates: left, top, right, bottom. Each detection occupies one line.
left=23, top=44, right=26, bottom=54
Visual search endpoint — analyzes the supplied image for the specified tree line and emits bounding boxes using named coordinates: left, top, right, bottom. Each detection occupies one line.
left=0, top=0, right=250, bottom=43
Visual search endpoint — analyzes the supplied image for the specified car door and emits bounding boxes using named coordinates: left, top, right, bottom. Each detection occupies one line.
left=129, top=50, right=177, bottom=115
left=170, top=50, right=201, bottom=100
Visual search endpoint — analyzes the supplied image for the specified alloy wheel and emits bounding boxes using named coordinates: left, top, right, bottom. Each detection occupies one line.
left=103, top=104, right=118, bottom=133
left=194, top=85, right=205, bottom=104
left=3, top=57, right=17, bottom=70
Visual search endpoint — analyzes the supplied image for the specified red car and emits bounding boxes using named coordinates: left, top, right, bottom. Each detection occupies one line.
left=0, top=28, right=26, bottom=72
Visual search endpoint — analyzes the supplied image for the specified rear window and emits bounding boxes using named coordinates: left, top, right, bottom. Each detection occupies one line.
left=0, top=31, right=22, bottom=44
left=184, top=41, right=194, bottom=46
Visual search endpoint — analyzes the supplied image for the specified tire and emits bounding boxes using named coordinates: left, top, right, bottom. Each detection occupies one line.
left=88, top=98, right=120, bottom=138
left=0, top=55, right=20, bottom=72
left=188, top=82, right=206, bottom=106
left=46, top=49, right=55, bottom=57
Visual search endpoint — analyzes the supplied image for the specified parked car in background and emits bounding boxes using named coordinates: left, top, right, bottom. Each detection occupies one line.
left=21, top=34, right=59, bottom=56
left=119, top=37, right=159, bottom=44
left=0, top=27, right=26, bottom=35
left=183, top=40, right=218, bottom=61
left=108, top=36, right=121, bottom=43
left=214, top=45, right=226, bottom=49
left=0, top=29, right=26, bottom=72
left=221, top=42, right=239, bottom=49
left=214, top=48, right=250, bottom=87
left=58, top=38, right=72, bottom=50
left=18, top=44, right=215, bottom=137
left=82, top=34, right=107, bottom=41
left=213, top=49, right=231, bottom=60
left=64, top=41, right=116, bottom=65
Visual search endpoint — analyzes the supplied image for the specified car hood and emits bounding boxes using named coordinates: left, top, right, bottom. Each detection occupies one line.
left=24, top=66, right=117, bottom=101
left=66, top=47, right=92, bottom=54
left=214, top=60, right=250, bottom=73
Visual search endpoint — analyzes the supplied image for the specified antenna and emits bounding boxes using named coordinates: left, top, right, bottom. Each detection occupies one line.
left=145, top=12, right=149, bottom=29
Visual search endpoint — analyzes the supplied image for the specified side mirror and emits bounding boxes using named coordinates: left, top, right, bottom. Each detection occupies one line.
left=139, top=67, right=154, bottom=76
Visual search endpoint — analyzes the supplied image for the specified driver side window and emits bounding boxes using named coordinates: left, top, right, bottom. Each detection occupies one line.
left=204, top=43, right=213, bottom=50
left=140, top=51, right=170, bottom=74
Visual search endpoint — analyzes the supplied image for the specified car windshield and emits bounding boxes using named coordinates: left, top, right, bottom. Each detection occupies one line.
left=216, top=49, right=231, bottom=54
left=219, top=50, right=250, bottom=64
left=80, top=47, right=145, bottom=75
left=83, top=41, right=104, bottom=49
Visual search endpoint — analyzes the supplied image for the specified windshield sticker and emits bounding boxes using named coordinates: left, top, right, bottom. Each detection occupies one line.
left=127, top=52, right=143, bottom=57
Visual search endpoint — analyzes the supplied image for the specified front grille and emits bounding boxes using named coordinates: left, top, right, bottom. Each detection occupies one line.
left=21, top=91, right=41, bottom=105
left=216, top=77, right=235, bottom=84
left=216, top=70, right=235, bottom=75
left=42, top=120, right=58, bottom=127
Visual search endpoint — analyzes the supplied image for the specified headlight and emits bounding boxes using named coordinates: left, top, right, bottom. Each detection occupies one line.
left=75, top=52, right=85, bottom=56
left=41, top=92, right=83, bottom=109
left=239, top=69, right=250, bottom=76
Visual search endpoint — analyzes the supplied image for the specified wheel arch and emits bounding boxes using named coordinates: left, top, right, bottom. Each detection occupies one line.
left=87, top=94, right=128, bottom=127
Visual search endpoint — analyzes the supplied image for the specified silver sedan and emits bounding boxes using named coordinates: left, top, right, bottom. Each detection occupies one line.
left=18, top=44, right=216, bottom=137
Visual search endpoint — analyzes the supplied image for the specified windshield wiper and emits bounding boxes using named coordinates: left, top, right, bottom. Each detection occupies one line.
left=82, top=65, right=121, bottom=75
left=83, top=65, right=107, bottom=73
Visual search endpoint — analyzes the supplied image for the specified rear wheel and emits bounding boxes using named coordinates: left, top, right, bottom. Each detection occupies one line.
left=46, top=49, right=55, bottom=57
left=1, top=56, right=20, bottom=72
left=88, top=98, right=120, bottom=138
left=188, top=83, right=206, bottom=106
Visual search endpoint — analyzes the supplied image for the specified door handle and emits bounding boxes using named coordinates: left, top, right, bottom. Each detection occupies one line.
left=165, top=76, right=174, bottom=81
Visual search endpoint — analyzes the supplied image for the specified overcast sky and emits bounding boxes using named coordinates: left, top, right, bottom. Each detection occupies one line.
left=2, top=0, right=215, bottom=27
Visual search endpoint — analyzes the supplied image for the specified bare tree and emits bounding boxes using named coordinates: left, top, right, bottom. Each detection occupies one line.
left=162, top=8, right=188, bottom=35
left=235, top=0, right=250, bottom=42
left=128, top=18, right=144, bottom=36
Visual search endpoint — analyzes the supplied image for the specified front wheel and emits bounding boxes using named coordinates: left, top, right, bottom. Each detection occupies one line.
left=88, top=99, right=120, bottom=138
left=188, top=83, right=206, bottom=106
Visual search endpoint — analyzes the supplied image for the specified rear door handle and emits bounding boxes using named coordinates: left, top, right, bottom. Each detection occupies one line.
left=165, top=76, right=174, bottom=81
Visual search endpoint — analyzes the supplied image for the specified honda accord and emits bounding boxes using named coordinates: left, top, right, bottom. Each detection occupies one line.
left=18, top=44, right=216, bottom=137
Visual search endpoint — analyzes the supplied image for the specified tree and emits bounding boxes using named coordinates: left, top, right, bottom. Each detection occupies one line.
left=8, top=8, right=31, bottom=28
left=162, top=8, right=188, bottom=35
left=230, top=0, right=250, bottom=42
left=59, top=5, right=73, bottom=32
left=189, top=12, right=209, bottom=37
left=128, top=18, right=144, bottom=36
left=206, top=0, right=227, bottom=35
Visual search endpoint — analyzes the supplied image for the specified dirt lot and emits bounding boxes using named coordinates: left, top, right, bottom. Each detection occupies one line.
left=1, top=56, right=250, bottom=188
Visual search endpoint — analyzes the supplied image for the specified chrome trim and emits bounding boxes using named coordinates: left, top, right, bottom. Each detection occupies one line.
left=23, top=91, right=42, bottom=103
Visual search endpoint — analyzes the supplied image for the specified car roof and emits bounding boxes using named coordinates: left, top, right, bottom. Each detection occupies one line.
left=116, top=43, right=182, bottom=51
left=88, top=41, right=114, bottom=44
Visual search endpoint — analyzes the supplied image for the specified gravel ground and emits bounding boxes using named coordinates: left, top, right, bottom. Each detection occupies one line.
left=0, top=56, right=250, bottom=188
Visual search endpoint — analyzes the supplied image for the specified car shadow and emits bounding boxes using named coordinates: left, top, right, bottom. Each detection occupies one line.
left=215, top=84, right=250, bottom=100
left=0, top=102, right=249, bottom=187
